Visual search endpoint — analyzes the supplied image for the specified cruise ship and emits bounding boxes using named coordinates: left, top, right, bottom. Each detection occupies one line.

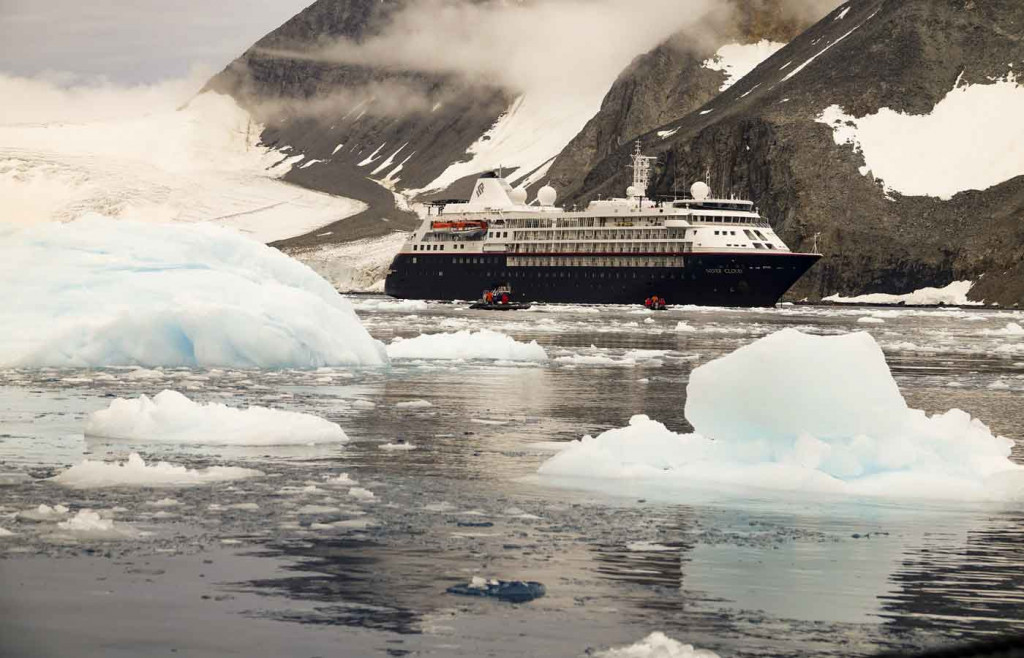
left=384, top=144, right=820, bottom=307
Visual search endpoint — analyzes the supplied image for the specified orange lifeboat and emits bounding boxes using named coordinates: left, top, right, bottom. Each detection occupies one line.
left=430, top=220, right=488, bottom=236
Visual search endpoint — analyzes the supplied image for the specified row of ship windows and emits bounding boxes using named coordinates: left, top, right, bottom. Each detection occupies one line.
left=412, top=243, right=470, bottom=251
left=508, top=256, right=686, bottom=268
left=511, top=242, right=692, bottom=254
left=405, top=267, right=694, bottom=280
left=407, top=256, right=687, bottom=268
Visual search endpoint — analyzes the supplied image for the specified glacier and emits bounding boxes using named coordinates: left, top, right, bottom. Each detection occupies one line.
left=85, top=390, right=348, bottom=445
left=540, top=329, right=1024, bottom=502
left=0, top=216, right=388, bottom=368
left=0, top=85, right=365, bottom=241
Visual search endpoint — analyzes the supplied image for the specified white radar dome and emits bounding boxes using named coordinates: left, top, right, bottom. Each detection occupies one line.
left=626, top=185, right=640, bottom=198
left=690, top=181, right=710, bottom=201
left=510, top=188, right=528, bottom=204
left=537, top=185, right=557, bottom=207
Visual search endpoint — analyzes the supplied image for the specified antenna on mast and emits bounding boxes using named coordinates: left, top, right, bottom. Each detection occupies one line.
left=627, top=140, right=657, bottom=206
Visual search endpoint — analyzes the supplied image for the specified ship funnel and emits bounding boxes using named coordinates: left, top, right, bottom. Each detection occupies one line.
left=467, top=173, right=517, bottom=209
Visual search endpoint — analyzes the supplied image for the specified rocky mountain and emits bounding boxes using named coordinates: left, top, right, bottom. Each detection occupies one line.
left=544, top=0, right=834, bottom=201
left=204, top=0, right=827, bottom=250
left=205, top=0, right=513, bottom=248
left=563, top=0, right=1024, bottom=304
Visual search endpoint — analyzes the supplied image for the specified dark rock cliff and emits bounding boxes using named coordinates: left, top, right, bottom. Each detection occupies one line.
left=542, top=0, right=839, bottom=202
left=205, top=0, right=511, bottom=247
left=566, top=0, right=1024, bottom=305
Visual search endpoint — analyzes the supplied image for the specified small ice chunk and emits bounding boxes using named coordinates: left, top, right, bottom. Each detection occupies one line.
left=348, top=487, right=375, bottom=501
left=322, top=473, right=358, bottom=486
left=857, top=317, right=885, bottom=324
left=379, top=442, right=417, bottom=451
left=387, top=330, right=547, bottom=361
left=85, top=390, right=348, bottom=445
left=146, top=497, right=180, bottom=507
left=17, top=504, right=70, bottom=522
left=675, top=322, right=697, bottom=333
left=55, top=509, right=138, bottom=540
left=352, top=400, right=377, bottom=409
left=52, top=453, right=261, bottom=488
left=395, top=399, right=432, bottom=409
left=0, top=527, right=16, bottom=537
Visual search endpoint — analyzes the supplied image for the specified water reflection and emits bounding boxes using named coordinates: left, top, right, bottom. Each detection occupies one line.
left=882, top=512, right=1024, bottom=636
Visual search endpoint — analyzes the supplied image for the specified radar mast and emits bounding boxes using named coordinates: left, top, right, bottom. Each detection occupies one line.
left=627, top=141, right=657, bottom=203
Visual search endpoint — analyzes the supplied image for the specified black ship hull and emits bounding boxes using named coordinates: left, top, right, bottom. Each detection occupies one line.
left=384, top=252, right=820, bottom=307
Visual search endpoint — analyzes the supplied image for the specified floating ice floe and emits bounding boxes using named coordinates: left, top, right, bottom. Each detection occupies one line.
left=0, top=527, right=15, bottom=537
left=386, top=329, right=547, bottom=361
left=322, top=472, right=358, bottom=486
left=395, top=399, right=433, bottom=409
left=85, top=390, right=347, bottom=445
left=348, top=487, right=375, bottom=501
left=17, top=504, right=70, bottom=522
left=54, top=509, right=138, bottom=540
left=539, top=329, right=1024, bottom=502
left=0, top=217, right=388, bottom=368
left=596, top=633, right=720, bottom=658
left=981, top=323, right=1024, bottom=337
left=823, top=281, right=981, bottom=306
left=52, top=453, right=262, bottom=488
left=379, top=442, right=417, bottom=451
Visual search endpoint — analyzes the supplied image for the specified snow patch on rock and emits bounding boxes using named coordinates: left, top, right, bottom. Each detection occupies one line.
left=817, top=75, right=1024, bottom=199
left=823, top=281, right=980, bottom=306
left=704, top=40, right=786, bottom=91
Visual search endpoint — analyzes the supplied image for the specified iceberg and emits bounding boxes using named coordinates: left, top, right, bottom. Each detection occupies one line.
left=0, top=217, right=388, bottom=368
left=386, top=329, right=547, bottom=361
left=85, top=390, right=348, bottom=445
left=52, top=453, right=262, bottom=488
left=540, top=329, right=1024, bottom=501
left=597, top=633, right=719, bottom=658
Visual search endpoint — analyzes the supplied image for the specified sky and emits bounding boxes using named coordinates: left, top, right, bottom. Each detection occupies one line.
left=0, top=0, right=314, bottom=83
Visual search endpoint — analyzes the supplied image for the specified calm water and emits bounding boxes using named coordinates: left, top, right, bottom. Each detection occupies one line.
left=1, top=300, right=1023, bottom=657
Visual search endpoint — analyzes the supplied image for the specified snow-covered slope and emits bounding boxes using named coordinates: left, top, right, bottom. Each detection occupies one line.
left=817, top=74, right=1024, bottom=200
left=0, top=81, right=365, bottom=242
left=414, top=93, right=594, bottom=194
left=703, top=40, right=787, bottom=91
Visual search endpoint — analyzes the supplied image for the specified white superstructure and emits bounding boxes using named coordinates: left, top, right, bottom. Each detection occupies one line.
left=402, top=142, right=797, bottom=269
